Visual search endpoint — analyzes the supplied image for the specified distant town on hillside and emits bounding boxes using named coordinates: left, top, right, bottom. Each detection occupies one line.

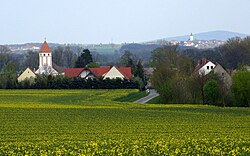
left=4, top=30, right=249, bottom=54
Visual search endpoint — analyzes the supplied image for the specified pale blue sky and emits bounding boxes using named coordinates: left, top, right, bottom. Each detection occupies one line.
left=1, top=0, right=250, bottom=44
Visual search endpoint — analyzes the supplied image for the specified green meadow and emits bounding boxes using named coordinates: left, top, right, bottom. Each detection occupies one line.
left=0, top=89, right=249, bottom=155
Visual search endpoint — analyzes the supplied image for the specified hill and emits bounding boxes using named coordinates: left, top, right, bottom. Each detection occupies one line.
left=119, top=43, right=162, bottom=61
left=164, top=30, right=249, bottom=41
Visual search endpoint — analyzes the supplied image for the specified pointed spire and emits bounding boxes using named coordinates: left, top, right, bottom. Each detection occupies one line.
left=40, top=39, right=51, bottom=53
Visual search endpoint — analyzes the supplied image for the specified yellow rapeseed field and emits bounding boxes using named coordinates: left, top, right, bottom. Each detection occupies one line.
left=0, top=89, right=249, bottom=155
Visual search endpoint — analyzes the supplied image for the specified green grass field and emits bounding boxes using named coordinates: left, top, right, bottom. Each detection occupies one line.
left=0, top=90, right=249, bottom=155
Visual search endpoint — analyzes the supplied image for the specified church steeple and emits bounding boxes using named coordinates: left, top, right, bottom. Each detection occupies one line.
left=37, top=39, right=53, bottom=74
left=189, top=33, right=194, bottom=41
left=35, top=39, right=59, bottom=75
left=40, top=40, right=51, bottom=53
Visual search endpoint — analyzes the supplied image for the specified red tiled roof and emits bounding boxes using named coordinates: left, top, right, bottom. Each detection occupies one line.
left=89, top=67, right=110, bottom=77
left=64, top=68, right=84, bottom=78
left=64, top=66, right=132, bottom=79
left=117, top=67, right=132, bottom=79
left=40, top=41, right=51, bottom=53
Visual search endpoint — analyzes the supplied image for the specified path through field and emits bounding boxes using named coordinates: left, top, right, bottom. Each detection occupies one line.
left=134, top=89, right=159, bottom=104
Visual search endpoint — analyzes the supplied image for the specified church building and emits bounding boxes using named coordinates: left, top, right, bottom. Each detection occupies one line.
left=35, top=40, right=59, bottom=75
left=18, top=40, right=64, bottom=82
left=189, top=33, right=194, bottom=41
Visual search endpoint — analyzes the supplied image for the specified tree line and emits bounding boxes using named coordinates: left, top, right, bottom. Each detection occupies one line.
left=151, top=44, right=249, bottom=107
left=16, top=75, right=140, bottom=89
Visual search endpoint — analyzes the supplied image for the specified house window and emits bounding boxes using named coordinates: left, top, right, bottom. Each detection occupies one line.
left=44, top=54, right=46, bottom=56
left=48, top=54, right=50, bottom=56
left=222, top=73, right=224, bottom=76
left=207, top=66, right=209, bottom=70
left=211, top=66, right=214, bottom=69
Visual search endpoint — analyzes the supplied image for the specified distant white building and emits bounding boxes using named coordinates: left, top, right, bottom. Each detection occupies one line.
left=189, top=33, right=194, bottom=41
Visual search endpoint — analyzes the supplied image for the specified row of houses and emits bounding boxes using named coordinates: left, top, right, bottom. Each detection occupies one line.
left=18, top=41, right=132, bottom=82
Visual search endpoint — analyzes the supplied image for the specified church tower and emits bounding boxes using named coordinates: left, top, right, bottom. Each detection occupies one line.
left=39, top=40, right=52, bottom=68
left=189, top=33, right=194, bottom=41
left=35, top=40, right=58, bottom=75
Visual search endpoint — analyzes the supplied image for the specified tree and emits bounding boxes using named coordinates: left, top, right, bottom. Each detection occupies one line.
left=24, top=50, right=39, bottom=70
left=193, top=72, right=207, bottom=105
left=53, top=46, right=64, bottom=66
left=0, top=62, right=18, bottom=89
left=151, top=45, right=194, bottom=103
left=189, top=74, right=202, bottom=104
left=204, top=79, right=221, bottom=105
left=64, top=46, right=77, bottom=68
left=119, top=50, right=136, bottom=73
left=134, top=59, right=144, bottom=79
left=232, top=70, right=250, bottom=107
left=221, top=37, right=250, bottom=69
left=75, top=49, right=93, bottom=68
left=120, top=51, right=147, bottom=90
left=134, top=59, right=146, bottom=87
left=0, top=45, right=11, bottom=71
left=85, top=62, right=99, bottom=68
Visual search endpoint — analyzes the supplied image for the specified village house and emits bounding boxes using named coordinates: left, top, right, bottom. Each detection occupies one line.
left=213, top=63, right=232, bottom=89
left=195, top=58, right=232, bottom=88
left=195, top=58, right=216, bottom=75
left=17, top=68, right=36, bottom=82
left=64, top=66, right=132, bottom=80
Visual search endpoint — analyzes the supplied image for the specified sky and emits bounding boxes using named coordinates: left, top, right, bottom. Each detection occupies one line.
left=1, top=0, right=250, bottom=44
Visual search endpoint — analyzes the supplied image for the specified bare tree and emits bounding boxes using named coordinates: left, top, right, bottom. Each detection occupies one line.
left=0, top=45, right=11, bottom=71
left=63, top=46, right=77, bottom=68
left=53, top=46, right=64, bottom=66
left=24, top=50, right=39, bottom=70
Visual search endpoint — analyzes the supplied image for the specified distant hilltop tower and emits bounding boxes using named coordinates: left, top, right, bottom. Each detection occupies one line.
left=189, top=33, right=194, bottom=41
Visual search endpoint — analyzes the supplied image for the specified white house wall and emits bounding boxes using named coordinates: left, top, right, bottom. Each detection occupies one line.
left=104, top=67, right=124, bottom=79
left=80, top=70, right=90, bottom=78
left=199, top=61, right=216, bottom=75
left=18, top=68, right=36, bottom=82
